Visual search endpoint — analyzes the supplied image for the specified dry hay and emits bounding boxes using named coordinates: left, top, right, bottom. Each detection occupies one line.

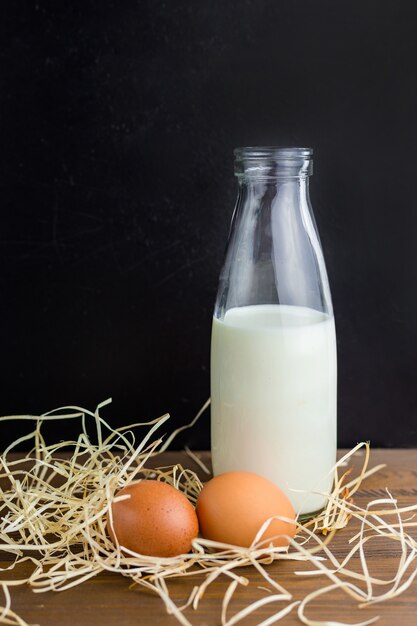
left=0, top=399, right=416, bottom=626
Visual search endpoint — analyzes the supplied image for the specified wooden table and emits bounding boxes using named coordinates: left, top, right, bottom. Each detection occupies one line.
left=1, top=449, right=417, bottom=626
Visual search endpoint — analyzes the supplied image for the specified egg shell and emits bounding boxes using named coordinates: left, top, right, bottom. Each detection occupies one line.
left=108, top=480, right=199, bottom=558
left=196, top=471, right=296, bottom=548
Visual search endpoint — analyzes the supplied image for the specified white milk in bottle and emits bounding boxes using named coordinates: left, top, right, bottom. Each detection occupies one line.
left=211, top=304, right=337, bottom=515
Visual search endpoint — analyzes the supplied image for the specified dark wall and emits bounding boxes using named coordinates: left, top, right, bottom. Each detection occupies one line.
left=2, top=1, right=417, bottom=448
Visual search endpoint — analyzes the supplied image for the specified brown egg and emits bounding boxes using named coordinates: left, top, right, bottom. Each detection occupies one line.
left=196, top=472, right=296, bottom=548
left=107, top=480, right=199, bottom=558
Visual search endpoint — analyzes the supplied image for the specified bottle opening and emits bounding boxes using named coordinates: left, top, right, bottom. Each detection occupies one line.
left=234, top=146, right=313, bottom=179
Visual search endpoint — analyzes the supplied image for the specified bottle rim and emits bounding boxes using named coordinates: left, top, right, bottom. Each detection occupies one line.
left=234, top=146, right=313, bottom=160
left=234, top=147, right=313, bottom=178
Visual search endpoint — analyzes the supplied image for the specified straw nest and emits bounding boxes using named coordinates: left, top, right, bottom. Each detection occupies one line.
left=0, top=399, right=416, bottom=626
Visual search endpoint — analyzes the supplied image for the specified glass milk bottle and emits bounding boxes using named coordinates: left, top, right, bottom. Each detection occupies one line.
left=211, top=147, right=337, bottom=516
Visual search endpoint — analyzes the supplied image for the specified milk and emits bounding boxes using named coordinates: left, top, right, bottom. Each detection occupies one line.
left=211, top=304, right=337, bottom=515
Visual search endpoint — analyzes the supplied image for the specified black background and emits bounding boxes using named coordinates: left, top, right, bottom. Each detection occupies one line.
left=1, top=1, right=417, bottom=449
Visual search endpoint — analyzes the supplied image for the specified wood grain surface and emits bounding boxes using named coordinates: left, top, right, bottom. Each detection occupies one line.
left=1, top=449, right=417, bottom=626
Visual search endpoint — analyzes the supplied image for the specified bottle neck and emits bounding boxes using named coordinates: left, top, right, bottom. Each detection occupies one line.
left=237, top=175, right=311, bottom=211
